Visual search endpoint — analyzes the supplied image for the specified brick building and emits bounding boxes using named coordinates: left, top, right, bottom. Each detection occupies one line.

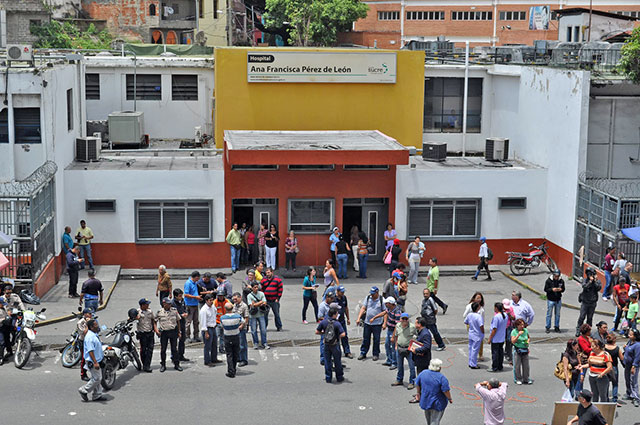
left=0, top=0, right=51, bottom=45
left=340, top=0, right=640, bottom=49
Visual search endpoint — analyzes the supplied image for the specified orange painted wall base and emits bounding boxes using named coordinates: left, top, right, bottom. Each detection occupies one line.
left=34, top=257, right=58, bottom=298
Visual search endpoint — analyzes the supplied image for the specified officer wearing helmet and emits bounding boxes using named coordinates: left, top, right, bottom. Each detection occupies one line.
left=137, top=298, right=155, bottom=373
left=575, top=267, right=602, bottom=337
left=155, top=297, right=183, bottom=372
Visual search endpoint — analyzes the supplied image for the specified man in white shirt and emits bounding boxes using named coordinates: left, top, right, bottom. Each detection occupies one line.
left=511, top=291, right=535, bottom=326
left=199, top=295, right=220, bottom=366
left=472, top=237, right=492, bottom=281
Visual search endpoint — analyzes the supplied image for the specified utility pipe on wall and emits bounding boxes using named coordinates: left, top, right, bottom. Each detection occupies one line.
left=462, top=41, right=469, bottom=157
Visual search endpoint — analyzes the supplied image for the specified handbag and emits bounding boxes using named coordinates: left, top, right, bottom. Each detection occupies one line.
left=554, top=358, right=571, bottom=381
left=515, top=346, right=529, bottom=355
left=383, top=249, right=392, bottom=265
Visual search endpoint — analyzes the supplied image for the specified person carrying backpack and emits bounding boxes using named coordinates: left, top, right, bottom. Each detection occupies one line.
left=316, top=307, right=346, bottom=383
left=472, top=237, right=493, bottom=281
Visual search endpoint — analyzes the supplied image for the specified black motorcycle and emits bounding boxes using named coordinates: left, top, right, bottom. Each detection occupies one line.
left=100, top=319, right=141, bottom=390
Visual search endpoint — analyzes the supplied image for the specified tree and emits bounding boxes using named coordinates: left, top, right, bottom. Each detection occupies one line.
left=264, top=0, right=368, bottom=46
left=30, top=21, right=113, bottom=50
left=619, top=26, right=640, bottom=83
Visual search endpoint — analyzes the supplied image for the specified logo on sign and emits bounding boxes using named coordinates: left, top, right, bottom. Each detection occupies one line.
left=368, top=63, right=388, bottom=74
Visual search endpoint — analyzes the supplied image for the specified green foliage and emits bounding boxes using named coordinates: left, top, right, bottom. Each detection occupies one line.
left=265, top=0, right=368, bottom=46
left=30, top=21, right=113, bottom=50
left=619, top=26, right=640, bottom=83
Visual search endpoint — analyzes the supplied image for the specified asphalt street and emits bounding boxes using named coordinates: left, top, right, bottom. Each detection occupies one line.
left=3, top=266, right=634, bottom=424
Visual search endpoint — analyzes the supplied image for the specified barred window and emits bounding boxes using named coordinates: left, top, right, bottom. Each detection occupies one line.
left=136, top=201, right=211, bottom=242
left=378, top=11, right=400, bottom=20
left=85, top=73, right=100, bottom=100
left=499, top=11, right=527, bottom=20
left=406, top=11, right=444, bottom=20
left=14, top=108, right=41, bottom=144
left=408, top=199, right=480, bottom=238
left=126, top=74, right=162, bottom=101
left=172, top=75, right=198, bottom=101
left=451, top=11, right=492, bottom=20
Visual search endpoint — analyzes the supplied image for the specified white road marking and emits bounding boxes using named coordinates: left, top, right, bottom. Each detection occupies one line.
left=358, top=406, right=366, bottom=410
left=259, top=351, right=268, bottom=362
left=458, top=348, right=468, bottom=357
left=44, top=370, right=51, bottom=374
left=298, top=366, right=304, bottom=369
left=68, top=412, right=77, bottom=416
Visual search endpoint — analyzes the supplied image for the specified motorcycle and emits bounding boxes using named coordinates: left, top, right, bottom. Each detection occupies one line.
left=100, top=319, right=141, bottom=391
left=10, top=307, right=46, bottom=368
left=506, top=241, right=558, bottom=276
left=60, top=312, right=97, bottom=368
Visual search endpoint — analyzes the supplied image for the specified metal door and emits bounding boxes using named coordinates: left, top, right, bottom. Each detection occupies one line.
left=362, top=202, right=388, bottom=261
left=255, top=206, right=278, bottom=230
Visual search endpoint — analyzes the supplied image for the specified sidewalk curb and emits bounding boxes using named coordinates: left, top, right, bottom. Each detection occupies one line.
left=500, top=271, right=614, bottom=317
left=35, top=267, right=122, bottom=328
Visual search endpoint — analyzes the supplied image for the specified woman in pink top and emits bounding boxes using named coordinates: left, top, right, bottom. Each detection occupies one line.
left=257, top=223, right=268, bottom=263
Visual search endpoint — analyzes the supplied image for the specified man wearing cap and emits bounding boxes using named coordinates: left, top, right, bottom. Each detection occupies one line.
left=567, top=389, right=608, bottom=425
left=137, top=298, right=155, bottom=373
left=318, top=290, right=336, bottom=365
left=214, top=290, right=230, bottom=353
left=216, top=272, right=233, bottom=301
left=221, top=303, right=243, bottom=378
left=472, top=237, right=492, bottom=281
left=383, top=273, right=401, bottom=300
left=232, top=292, right=250, bottom=367
left=316, top=306, right=346, bottom=383
left=329, top=227, right=340, bottom=265
left=475, top=379, right=508, bottom=425
left=392, top=312, right=417, bottom=388
left=155, top=297, right=183, bottom=372
left=199, top=294, right=219, bottom=366
left=183, top=271, right=202, bottom=343
left=335, top=286, right=352, bottom=358
left=377, top=297, right=401, bottom=369
left=357, top=286, right=384, bottom=361
left=544, top=270, right=565, bottom=333
left=66, top=246, right=84, bottom=298
left=79, top=269, right=103, bottom=313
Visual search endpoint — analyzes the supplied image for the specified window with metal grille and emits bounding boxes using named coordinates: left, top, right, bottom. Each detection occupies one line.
left=343, top=165, right=390, bottom=170
left=408, top=199, right=480, bottom=238
left=14, top=108, right=41, bottom=144
left=126, top=74, right=162, bottom=100
left=85, top=73, right=100, bottom=100
left=451, top=11, right=492, bottom=20
left=424, top=77, right=482, bottom=133
left=231, top=165, right=279, bottom=170
left=86, top=200, right=116, bottom=212
left=289, top=199, right=334, bottom=233
left=67, top=89, right=73, bottom=131
left=499, top=197, right=527, bottom=209
left=406, top=11, right=444, bottom=20
left=288, top=164, right=335, bottom=170
left=172, top=75, right=198, bottom=101
left=0, top=109, right=8, bottom=143
left=499, top=11, right=527, bottom=20
left=378, top=11, right=400, bottom=20
left=136, top=201, right=211, bottom=242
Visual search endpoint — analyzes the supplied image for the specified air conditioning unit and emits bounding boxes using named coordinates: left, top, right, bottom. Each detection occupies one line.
left=108, top=111, right=144, bottom=145
left=76, top=136, right=101, bottom=162
left=7, top=44, right=33, bottom=63
left=485, top=137, right=509, bottom=162
left=422, top=142, right=447, bottom=162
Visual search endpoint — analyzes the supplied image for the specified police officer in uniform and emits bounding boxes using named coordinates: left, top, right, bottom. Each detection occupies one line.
left=0, top=297, right=9, bottom=364
left=2, top=284, right=24, bottom=351
left=171, top=288, right=189, bottom=362
left=155, top=297, right=183, bottom=372
left=137, top=298, right=155, bottom=373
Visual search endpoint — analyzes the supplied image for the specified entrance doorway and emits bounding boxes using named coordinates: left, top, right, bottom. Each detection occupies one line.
left=342, top=198, right=388, bottom=261
left=231, top=199, right=278, bottom=230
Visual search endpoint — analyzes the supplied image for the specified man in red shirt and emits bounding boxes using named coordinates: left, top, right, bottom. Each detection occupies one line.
left=613, top=277, right=631, bottom=332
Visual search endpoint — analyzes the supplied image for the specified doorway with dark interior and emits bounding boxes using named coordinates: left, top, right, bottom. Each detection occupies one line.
left=343, top=205, right=362, bottom=268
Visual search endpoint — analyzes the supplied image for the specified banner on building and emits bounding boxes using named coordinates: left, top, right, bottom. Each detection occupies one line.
left=529, top=6, right=550, bottom=30
left=247, top=51, right=397, bottom=83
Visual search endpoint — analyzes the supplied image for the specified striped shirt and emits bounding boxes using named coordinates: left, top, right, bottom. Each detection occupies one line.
left=261, top=276, right=284, bottom=301
left=220, top=313, right=243, bottom=336
left=588, top=351, right=612, bottom=376
left=386, top=306, right=402, bottom=329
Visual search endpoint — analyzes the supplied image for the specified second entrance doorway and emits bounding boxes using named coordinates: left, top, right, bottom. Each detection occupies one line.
left=342, top=198, right=388, bottom=261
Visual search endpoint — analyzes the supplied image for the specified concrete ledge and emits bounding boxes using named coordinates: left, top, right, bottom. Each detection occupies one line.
left=501, top=270, right=614, bottom=317
left=35, top=266, right=122, bottom=327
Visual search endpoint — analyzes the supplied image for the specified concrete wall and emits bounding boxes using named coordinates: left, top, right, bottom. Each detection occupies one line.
left=82, top=0, right=161, bottom=42
left=62, top=168, right=225, bottom=244
left=85, top=57, right=214, bottom=139
left=199, top=0, right=229, bottom=47
left=559, top=13, right=636, bottom=42
left=502, top=67, right=590, bottom=253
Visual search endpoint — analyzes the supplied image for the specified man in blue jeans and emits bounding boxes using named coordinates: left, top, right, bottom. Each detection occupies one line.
left=602, top=246, right=616, bottom=300
left=544, top=270, right=565, bottom=333
left=357, top=286, right=384, bottom=360
left=78, top=269, right=103, bottom=313
left=316, top=307, right=346, bottom=383
left=392, top=312, right=417, bottom=388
